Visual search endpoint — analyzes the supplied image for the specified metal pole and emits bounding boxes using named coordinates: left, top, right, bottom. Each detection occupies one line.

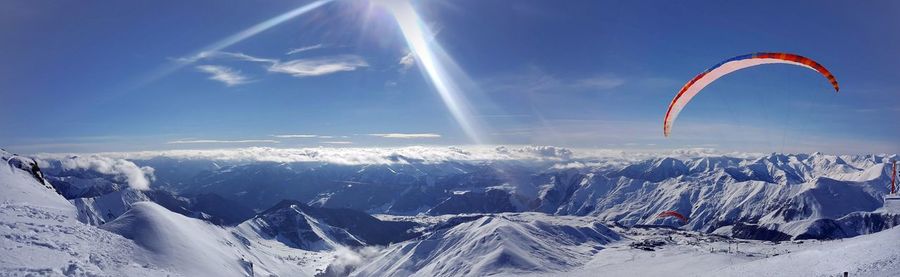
left=892, top=160, right=896, bottom=195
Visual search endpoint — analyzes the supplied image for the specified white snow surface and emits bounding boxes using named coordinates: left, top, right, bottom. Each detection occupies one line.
left=544, top=153, right=899, bottom=238
left=1, top=150, right=333, bottom=276
left=6, top=148, right=900, bottom=276
left=236, top=204, right=365, bottom=251
left=102, top=202, right=332, bottom=276
left=71, top=188, right=152, bottom=225
left=1, top=152, right=73, bottom=213
left=710, top=226, right=900, bottom=276
left=355, top=214, right=900, bottom=277
left=522, top=226, right=900, bottom=277
left=1, top=150, right=173, bottom=276
left=351, top=213, right=621, bottom=277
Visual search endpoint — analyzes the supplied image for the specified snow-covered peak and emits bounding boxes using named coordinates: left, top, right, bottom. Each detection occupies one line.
left=1, top=150, right=72, bottom=212
left=245, top=201, right=365, bottom=251
left=350, top=213, right=620, bottom=277
left=610, top=157, right=690, bottom=182
left=0, top=151, right=174, bottom=276
left=101, top=202, right=258, bottom=276
left=247, top=200, right=419, bottom=250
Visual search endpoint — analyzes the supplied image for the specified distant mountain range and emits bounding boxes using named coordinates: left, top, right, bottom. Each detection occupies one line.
left=44, top=148, right=897, bottom=240
left=3, top=147, right=899, bottom=276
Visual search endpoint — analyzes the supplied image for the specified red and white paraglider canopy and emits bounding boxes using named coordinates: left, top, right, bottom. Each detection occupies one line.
left=664, top=52, right=839, bottom=137
left=657, top=210, right=688, bottom=223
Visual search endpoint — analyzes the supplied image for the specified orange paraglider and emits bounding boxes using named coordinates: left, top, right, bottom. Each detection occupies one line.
left=657, top=210, right=688, bottom=223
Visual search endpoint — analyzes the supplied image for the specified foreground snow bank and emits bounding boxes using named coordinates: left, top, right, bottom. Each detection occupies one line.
left=526, top=226, right=900, bottom=277
left=711, top=226, right=900, bottom=276
left=1, top=150, right=73, bottom=213
left=103, top=201, right=334, bottom=276
left=2, top=150, right=330, bottom=276
left=102, top=202, right=252, bottom=276
left=0, top=150, right=172, bottom=276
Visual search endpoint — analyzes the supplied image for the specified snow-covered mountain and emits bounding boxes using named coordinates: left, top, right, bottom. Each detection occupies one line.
left=347, top=213, right=621, bottom=277
left=241, top=200, right=420, bottom=251
left=68, top=187, right=257, bottom=226
left=100, top=202, right=332, bottom=276
left=69, top=148, right=895, bottom=241
left=8, top=147, right=900, bottom=276
left=0, top=149, right=173, bottom=276
left=39, top=157, right=257, bottom=226
left=539, top=153, right=899, bottom=239
left=0, top=149, right=403, bottom=276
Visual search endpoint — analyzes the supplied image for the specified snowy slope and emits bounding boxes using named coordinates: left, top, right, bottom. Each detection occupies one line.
left=2, top=150, right=339, bottom=276
left=102, top=201, right=332, bottom=276
left=98, top=199, right=422, bottom=276
left=45, top=173, right=123, bottom=199
left=1, top=151, right=72, bottom=212
left=70, top=188, right=152, bottom=225
left=349, top=213, right=621, bottom=277
left=710, top=226, right=900, bottom=276
left=39, top=148, right=897, bottom=242
left=542, top=153, right=899, bottom=239
left=239, top=202, right=366, bottom=251
left=47, top=164, right=258, bottom=226
left=240, top=200, right=420, bottom=251
left=522, top=225, right=900, bottom=277
left=0, top=150, right=173, bottom=276
left=12, top=147, right=900, bottom=276
left=90, top=149, right=896, bottom=241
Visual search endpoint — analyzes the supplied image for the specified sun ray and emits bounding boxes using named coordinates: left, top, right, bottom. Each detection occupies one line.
left=139, top=0, right=334, bottom=86
left=378, top=0, right=486, bottom=144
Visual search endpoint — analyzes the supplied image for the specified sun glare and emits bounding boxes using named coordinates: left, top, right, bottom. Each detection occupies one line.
left=376, top=0, right=486, bottom=144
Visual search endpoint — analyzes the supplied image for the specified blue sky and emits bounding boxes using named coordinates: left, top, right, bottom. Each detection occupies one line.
left=1, top=0, right=898, bottom=154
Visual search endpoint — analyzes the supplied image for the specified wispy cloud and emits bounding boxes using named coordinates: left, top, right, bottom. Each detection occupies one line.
left=273, top=134, right=319, bottom=138
left=320, top=141, right=353, bottom=145
left=572, top=75, right=626, bottom=90
left=178, top=51, right=276, bottom=64
left=286, top=44, right=325, bottom=55
left=369, top=133, right=441, bottom=139
left=398, top=52, right=416, bottom=71
left=273, top=134, right=341, bottom=139
left=37, top=155, right=155, bottom=190
left=186, top=51, right=368, bottom=81
left=167, top=139, right=280, bottom=144
left=196, top=65, right=251, bottom=86
left=483, top=67, right=625, bottom=93
left=211, top=51, right=278, bottom=64
left=476, top=114, right=533, bottom=119
left=268, top=55, right=368, bottom=77
left=853, top=107, right=900, bottom=113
